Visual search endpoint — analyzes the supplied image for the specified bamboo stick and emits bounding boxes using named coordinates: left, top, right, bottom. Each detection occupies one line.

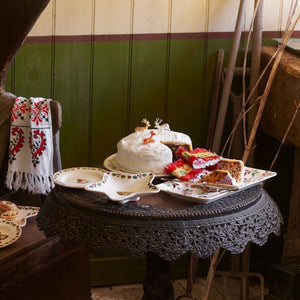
left=206, top=49, right=224, bottom=150
left=212, top=0, right=248, bottom=153
left=246, top=0, right=264, bottom=167
left=242, top=48, right=285, bottom=164
left=201, top=248, right=222, bottom=300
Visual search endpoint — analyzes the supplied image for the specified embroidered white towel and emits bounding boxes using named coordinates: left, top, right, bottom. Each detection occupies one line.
left=6, top=97, right=54, bottom=194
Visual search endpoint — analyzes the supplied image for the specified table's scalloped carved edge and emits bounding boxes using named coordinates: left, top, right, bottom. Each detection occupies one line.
left=37, top=184, right=283, bottom=261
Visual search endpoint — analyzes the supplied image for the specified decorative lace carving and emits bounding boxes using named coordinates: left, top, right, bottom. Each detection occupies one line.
left=37, top=186, right=283, bottom=261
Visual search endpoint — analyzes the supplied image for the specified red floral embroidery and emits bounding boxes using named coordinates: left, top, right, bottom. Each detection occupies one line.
left=8, top=127, right=25, bottom=164
left=11, top=97, right=29, bottom=123
left=29, top=130, right=47, bottom=167
left=31, top=101, right=49, bottom=126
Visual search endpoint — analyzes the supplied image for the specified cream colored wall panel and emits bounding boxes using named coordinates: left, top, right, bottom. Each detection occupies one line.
left=133, top=0, right=169, bottom=33
left=55, top=0, right=93, bottom=35
left=28, top=0, right=53, bottom=36
left=208, top=0, right=239, bottom=32
left=171, top=0, right=206, bottom=33
left=262, top=0, right=281, bottom=31
left=95, top=0, right=132, bottom=34
left=244, top=1, right=255, bottom=32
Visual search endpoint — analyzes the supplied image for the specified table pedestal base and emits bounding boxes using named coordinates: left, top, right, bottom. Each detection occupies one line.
left=143, top=252, right=174, bottom=300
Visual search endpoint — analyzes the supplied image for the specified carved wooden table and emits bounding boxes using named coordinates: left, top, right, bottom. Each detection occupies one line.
left=37, top=183, right=283, bottom=300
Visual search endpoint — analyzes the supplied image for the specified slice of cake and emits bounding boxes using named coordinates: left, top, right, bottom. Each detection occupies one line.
left=200, top=170, right=237, bottom=188
left=217, top=158, right=244, bottom=184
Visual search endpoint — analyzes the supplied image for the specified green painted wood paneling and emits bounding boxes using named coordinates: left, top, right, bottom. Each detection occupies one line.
left=14, top=44, right=52, bottom=98
left=167, top=39, right=206, bottom=148
left=10, top=38, right=278, bottom=169
left=54, top=43, right=91, bottom=168
left=4, top=66, right=13, bottom=93
left=129, top=40, right=169, bottom=130
left=91, top=41, right=130, bottom=166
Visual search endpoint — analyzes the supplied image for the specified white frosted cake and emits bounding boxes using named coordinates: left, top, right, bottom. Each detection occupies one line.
left=115, top=119, right=192, bottom=174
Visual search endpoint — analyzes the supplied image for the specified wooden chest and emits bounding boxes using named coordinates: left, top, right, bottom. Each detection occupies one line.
left=0, top=218, right=91, bottom=300
left=260, top=46, right=300, bottom=148
left=268, top=262, right=300, bottom=300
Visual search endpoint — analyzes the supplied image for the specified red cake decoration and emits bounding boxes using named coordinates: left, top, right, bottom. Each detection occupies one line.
left=176, top=147, right=220, bottom=169
left=164, top=159, right=209, bottom=181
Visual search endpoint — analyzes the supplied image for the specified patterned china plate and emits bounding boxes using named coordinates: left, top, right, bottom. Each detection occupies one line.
left=53, top=167, right=107, bottom=188
left=0, top=219, right=22, bottom=248
left=84, top=171, right=160, bottom=203
left=157, top=167, right=277, bottom=204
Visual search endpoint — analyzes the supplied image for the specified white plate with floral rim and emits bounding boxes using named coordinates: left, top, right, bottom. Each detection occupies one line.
left=156, top=167, right=277, bottom=204
left=103, top=154, right=171, bottom=178
left=53, top=167, right=108, bottom=189
left=84, top=171, right=160, bottom=203
left=0, top=219, right=22, bottom=248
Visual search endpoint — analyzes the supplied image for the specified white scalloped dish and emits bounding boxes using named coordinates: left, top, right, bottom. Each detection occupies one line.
left=84, top=171, right=160, bottom=203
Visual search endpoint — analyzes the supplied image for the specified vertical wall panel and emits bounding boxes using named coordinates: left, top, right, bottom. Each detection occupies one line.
left=53, top=0, right=93, bottom=168
left=129, top=40, right=169, bottom=130
left=55, top=0, right=93, bottom=35
left=14, top=44, right=52, bottom=98
left=129, top=0, right=170, bottom=130
left=94, top=0, right=132, bottom=34
left=91, top=41, right=130, bottom=165
left=208, top=0, right=239, bottom=32
left=168, top=0, right=207, bottom=147
left=263, top=0, right=281, bottom=32
left=167, top=39, right=206, bottom=147
left=171, top=0, right=206, bottom=33
left=133, top=0, right=170, bottom=33
left=91, top=0, right=132, bottom=165
left=54, top=43, right=92, bottom=168
left=4, top=68, right=13, bottom=93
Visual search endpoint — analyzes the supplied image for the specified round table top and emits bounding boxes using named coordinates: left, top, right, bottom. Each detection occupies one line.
left=37, top=183, right=283, bottom=260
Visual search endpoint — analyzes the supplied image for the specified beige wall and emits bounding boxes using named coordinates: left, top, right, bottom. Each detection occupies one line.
left=29, top=0, right=300, bottom=37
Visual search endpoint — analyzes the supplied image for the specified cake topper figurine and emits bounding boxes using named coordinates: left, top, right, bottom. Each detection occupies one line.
left=155, top=118, right=170, bottom=131
left=135, top=118, right=150, bottom=132
left=143, top=130, right=156, bottom=144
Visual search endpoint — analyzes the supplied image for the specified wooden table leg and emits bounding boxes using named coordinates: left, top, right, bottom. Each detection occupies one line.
left=201, top=248, right=222, bottom=300
left=283, top=146, right=300, bottom=258
left=142, top=252, right=174, bottom=300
